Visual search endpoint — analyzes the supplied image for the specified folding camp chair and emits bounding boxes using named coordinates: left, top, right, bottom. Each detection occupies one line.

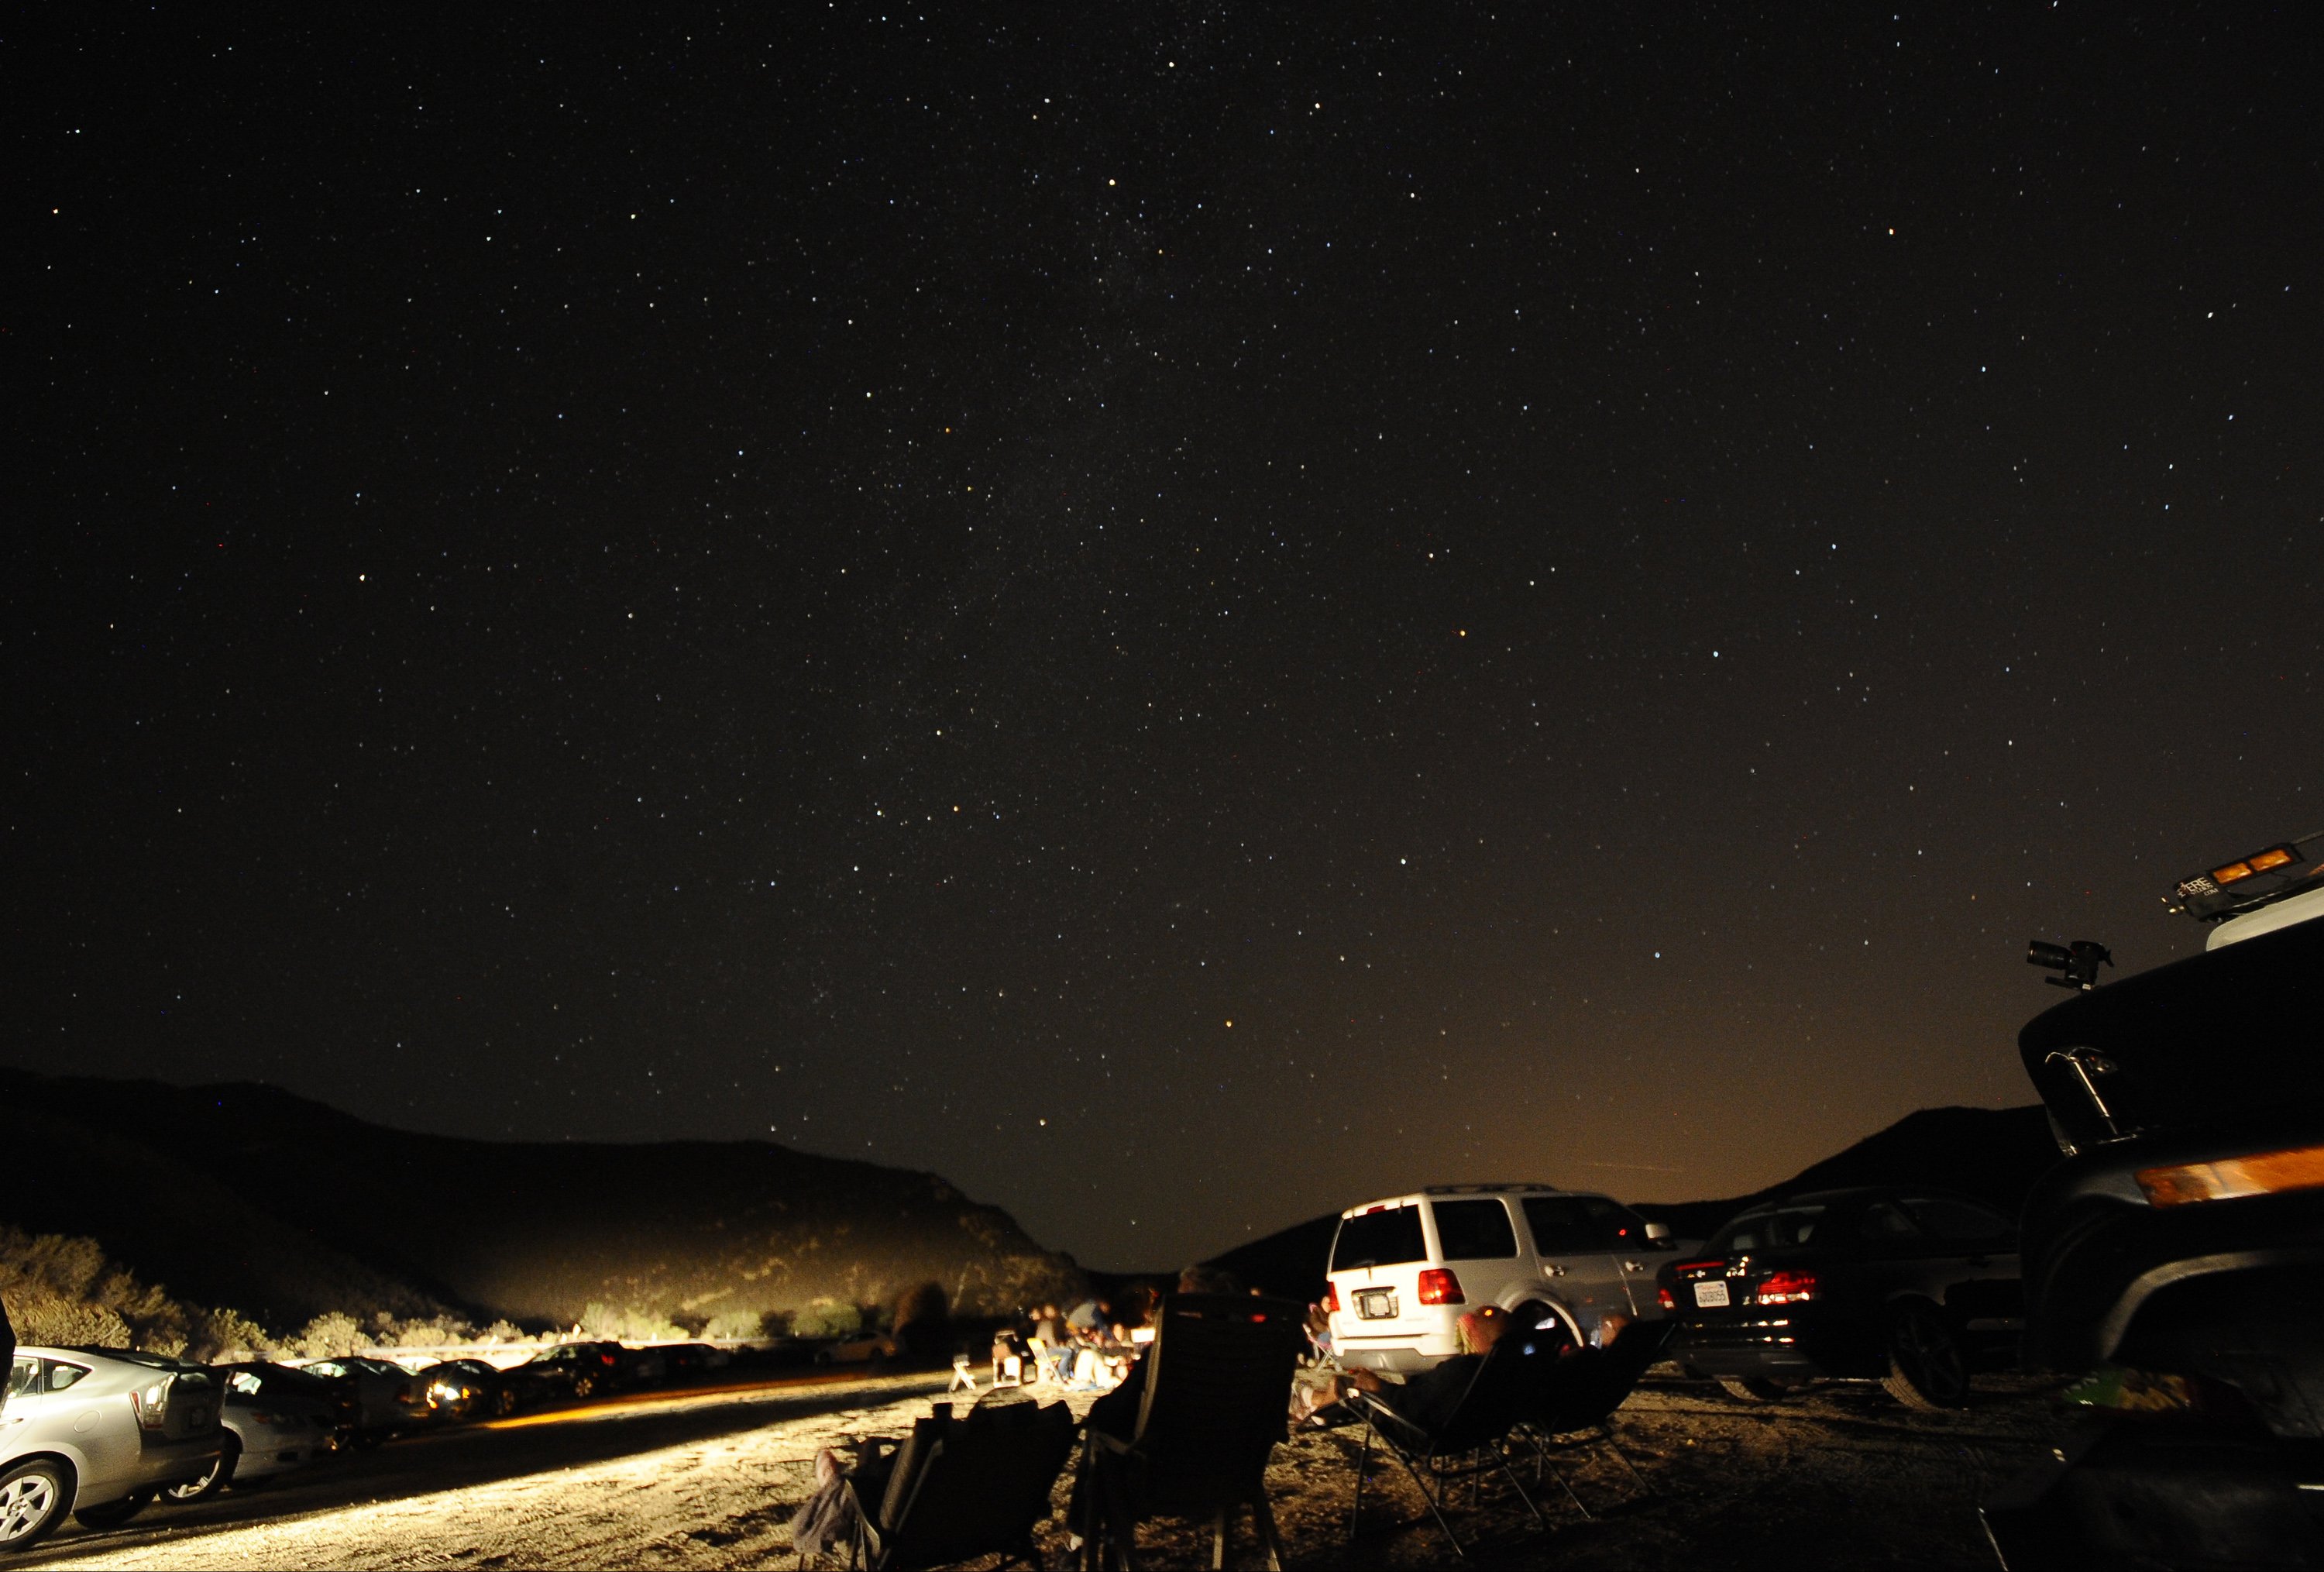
left=1078, top=1294, right=1305, bottom=1572
left=1517, top=1322, right=1668, bottom=1517
left=844, top=1397, right=1077, bottom=1571
left=1345, top=1335, right=1549, bottom=1558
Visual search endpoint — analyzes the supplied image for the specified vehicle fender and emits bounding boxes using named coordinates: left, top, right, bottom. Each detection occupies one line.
left=1504, top=1292, right=1580, bottom=1343
left=5, top=1450, right=85, bottom=1508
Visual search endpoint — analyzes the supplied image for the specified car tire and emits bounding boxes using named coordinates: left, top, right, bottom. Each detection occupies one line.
left=1716, top=1376, right=1799, bottom=1402
left=74, top=1488, right=156, bottom=1529
left=1882, top=1302, right=1970, bottom=1410
left=571, top=1374, right=596, bottom=1400
left=162, top=1439, right=238, bottom=1503
left=493, top=1388, right=520, bottom=1417
left=0, top=1458, right=74, bottom=1553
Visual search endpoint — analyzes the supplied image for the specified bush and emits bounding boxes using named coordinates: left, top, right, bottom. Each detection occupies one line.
left=579, top=1302, right=686, bottom=1343
left=790, top=1298, right=862, bottom=1340
left=892, top=1281, right=949, bottom=1359
left=702, top=1309, right=764, bottom=1341
left=291, top=1311, right=367, bottom=1359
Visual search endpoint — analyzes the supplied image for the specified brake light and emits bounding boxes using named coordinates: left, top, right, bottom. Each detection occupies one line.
left=2137, top=1141, right=2324, bottom=1206
left=1756, top=1271, right=1817, bottom=1305
left=1416, top=1268, right=1465, bottom=1305
left=1323, top=1284, right=1340, bottom=1314
left=1673, top=1260, right=1725, bottom=1274
left=129, top=1378, right=171, bottom=1430
left=1657, top=1287, right=1676, bottom=1310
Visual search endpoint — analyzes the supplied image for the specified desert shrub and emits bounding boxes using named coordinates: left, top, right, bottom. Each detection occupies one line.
left=702, top=1309, right=763, bottom=1341
left=191, top=1306, right=276, bottom=1362
left=790, top=1298, right=862, bottom=1340
left=292, top=1311, right=367, bottom=1359
left=12, top=1294, right=132, bottom=1349
left=579, top=1302, right=685, bottom=1343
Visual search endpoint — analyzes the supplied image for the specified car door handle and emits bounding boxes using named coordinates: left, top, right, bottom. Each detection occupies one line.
left=1545, top=1264, right=1566, bottom=1276
left=1623, top=1261, right=1647, bottom=1274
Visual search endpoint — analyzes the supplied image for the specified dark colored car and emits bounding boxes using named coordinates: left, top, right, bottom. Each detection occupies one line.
left=216, top=1361, right=363, bottom=1445
left=516, top=1341, right=624, bottom=1401
left=1982, top=855, right=2324, bottom=1567
left=1659, top=1185, right=2023, bottom=1409
left=418, top=1358, right=528, bottom=1420
left=299, top=1356, right=431, bottom=1440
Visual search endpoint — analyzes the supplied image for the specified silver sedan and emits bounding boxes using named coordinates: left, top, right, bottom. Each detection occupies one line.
left=2, top=1347, right=225, bottom=1552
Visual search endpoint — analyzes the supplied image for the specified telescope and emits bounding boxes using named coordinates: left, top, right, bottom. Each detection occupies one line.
left=2026, top=938, right=2113, bottom=991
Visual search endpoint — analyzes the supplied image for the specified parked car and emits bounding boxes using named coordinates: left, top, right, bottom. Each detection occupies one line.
left=660, top=1343, right=731, bottom=1381
left=1984, top=834, right=2324, bottom=1564
left=213, top=1362, right=361, bottom=1446
left=1323, top=1184, right=1684, bottom=1371
left=1658, top=1185, right=2023, bottom=1408
left=416, top=1358, right=526, bottom=1420
left=514, top=1342, right=624, bottom=1400
left=297, top=1356, right=429, bottom=1440
left=613, top=1345, right=667, bottom=1387
left=160, top=1381, right=338, bottom=1501
left=1, top=1346, right=225, bottom=1552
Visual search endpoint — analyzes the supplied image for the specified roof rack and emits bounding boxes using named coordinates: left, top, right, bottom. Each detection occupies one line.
left=2166, top=830, right=2324, bottom=923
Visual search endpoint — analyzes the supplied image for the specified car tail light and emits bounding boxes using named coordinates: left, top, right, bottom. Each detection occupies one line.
left=1755, top=1271, right=1817, bottom=1305
left=129, top=1378, right=172, bottom=1430
left=1416, top=1268, right=1465, bottom=1305
left=2136, top=1142, right=2324, bottom=1206
left=1322, top=1284, right=1340, bottom=1314
left=1657, top=1287, right=1676, bottom=1310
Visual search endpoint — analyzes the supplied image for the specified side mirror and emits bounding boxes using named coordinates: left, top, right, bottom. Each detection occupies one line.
left=1644, top=1222, right=1672, bottom=1246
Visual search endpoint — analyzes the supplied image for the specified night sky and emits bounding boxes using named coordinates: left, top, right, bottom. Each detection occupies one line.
left=17, top=6, right=2320, bottom=1271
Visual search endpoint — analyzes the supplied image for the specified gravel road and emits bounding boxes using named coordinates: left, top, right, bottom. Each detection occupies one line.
left=28, top=1370, right=2054, bottom=1569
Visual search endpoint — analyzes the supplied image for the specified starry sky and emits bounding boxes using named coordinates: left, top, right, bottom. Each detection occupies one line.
left=15, top=5, right=2321, bottom=1270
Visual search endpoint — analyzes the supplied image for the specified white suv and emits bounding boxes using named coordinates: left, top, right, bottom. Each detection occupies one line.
left=1325, top=1185, right=1683, bottom=1372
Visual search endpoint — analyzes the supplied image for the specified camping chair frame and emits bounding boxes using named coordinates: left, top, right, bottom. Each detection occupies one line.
left=1077, top=1294, right=1305, bottom=1572
left=1512, top=1321, right=1669, bottom=1518
left=1343, top=1342, right=1549, bottom=1560
left=838, top=1401, right=1074, bottom=1572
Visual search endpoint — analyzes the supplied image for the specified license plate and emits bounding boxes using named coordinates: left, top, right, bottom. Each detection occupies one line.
left=1356, top=1289, right=1398, bottom=1319
left=1693, top=1280, right=1731, bottom=1309
left=184, top=1406, right=210, bottom=1427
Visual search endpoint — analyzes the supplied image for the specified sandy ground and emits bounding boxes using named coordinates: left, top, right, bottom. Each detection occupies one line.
left=29, top=1368, right=2058, bottom=1570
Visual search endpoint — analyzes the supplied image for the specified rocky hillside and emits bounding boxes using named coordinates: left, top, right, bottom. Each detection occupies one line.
left=0, top=1069, right=1080, bottom=1331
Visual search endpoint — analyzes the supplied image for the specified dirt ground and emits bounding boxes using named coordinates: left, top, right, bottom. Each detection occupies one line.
left=30, top=1367, right=2058, bottom=1570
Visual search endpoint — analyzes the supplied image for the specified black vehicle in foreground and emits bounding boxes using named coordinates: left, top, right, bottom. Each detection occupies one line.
left=1659, top=1185, right=2023, bottom=1409
left=1982, top=834, right=2324, bottom=1567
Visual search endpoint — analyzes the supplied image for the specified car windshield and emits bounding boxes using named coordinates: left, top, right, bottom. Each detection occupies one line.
left=1332, top=1206, right=1428, bottom=1270
left=1709, top=1204, right=1829, bottom=1253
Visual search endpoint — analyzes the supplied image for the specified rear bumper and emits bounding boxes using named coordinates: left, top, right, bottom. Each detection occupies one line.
left=1671, top=1312, right=1879, bottom=1383
left=131, top=1432, right=226, bottom=1491
left=1335, top=1331, right=1463, bottom=1373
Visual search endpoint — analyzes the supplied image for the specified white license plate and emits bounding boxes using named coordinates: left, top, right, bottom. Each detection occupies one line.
left=1356, top=1289, right=1398, bottom=1320
left=1693, top=1280, right=1731, bottom=1309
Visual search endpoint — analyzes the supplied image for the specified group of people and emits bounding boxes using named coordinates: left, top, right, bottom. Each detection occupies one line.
left=987, top=1272, right=1232, bottom=1392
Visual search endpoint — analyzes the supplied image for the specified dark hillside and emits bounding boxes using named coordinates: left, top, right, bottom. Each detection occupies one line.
left=1205, top=1105, right=2063, bottom=1302
left=0, top=1069, right=1081, bottom=1329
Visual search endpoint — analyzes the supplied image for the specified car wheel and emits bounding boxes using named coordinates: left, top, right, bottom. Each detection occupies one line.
left=74, top=1488, right=156, bottom=1529
left=1882, top=1302, right=1970, bottom=1410
left=0, top=1459, right=74, bottom=1553
left=571, top=1374, right=596, bottom=1399
left=1716, top=1376, right=1799, bottom=1402
left=162, top=1439, right=239, bottom=1503
left=493, top=1387, right=520, bottom=1417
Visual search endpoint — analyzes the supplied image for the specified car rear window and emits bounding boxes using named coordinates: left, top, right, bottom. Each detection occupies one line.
left=1431, top=1199, right=1518, bottom=1261
left=1709, top=1204, right=1828, bottom=1253
left=1332, top=1206, right=1428, bottom=1270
